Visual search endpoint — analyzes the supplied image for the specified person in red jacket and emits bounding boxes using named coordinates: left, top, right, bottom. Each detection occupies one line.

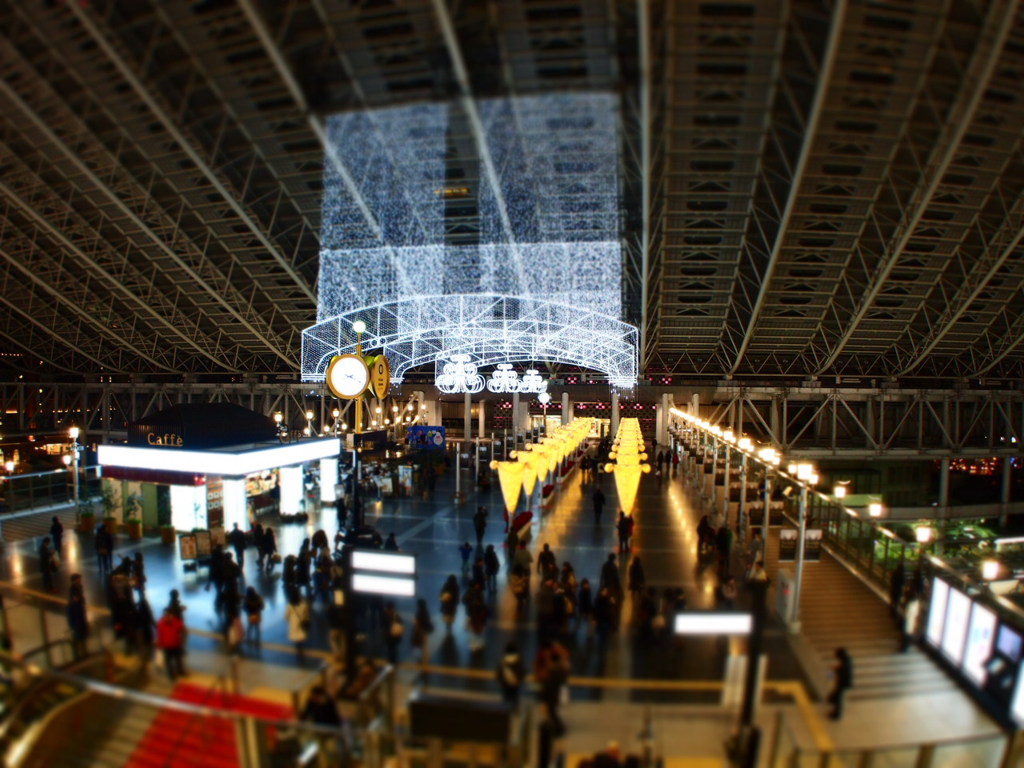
left=156, top=608, right=187, bottom=681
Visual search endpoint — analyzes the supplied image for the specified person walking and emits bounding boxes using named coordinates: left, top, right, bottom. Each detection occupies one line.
left=671, top=450, right=679, bottom=476
left=285, top=589, right=311, bottom=663
left=39, top=536, right=58, bottom=592
left=94, top=523, right=113, bottom=575
left=827, top=647, right=853, bottom=719
left=463, top=580, right=489, bottom=652
left=135, top=595, right=156, bottom=661
left=616, top=512, right=629, bottom=553
left=156, top=607, right=187, bottom=681
left=412, top=598, right=434, bottom=667
left=484, top=544, right=501, bottom=592
left=496, top=641, right=526, bottom=708
left=67, top=573, right=89, bottom=659
left=383, top=602, right=405, bottom=664
left=599, top=553, right=622, bottom=597
left=458, top=541, right=474, bottom=575
left=228, top=523, right=247, bottom=570
left=49, top=516, right=64, bottom=553
left=261, top=526, right=278, bottom=572
left=252, top=523, right=265, bottom=571
left=577, top=578, right=594, bottom=632
left=440, top=575, right=460, bottom=633
left=627, top=555, right=645, bottom=607
left=889, top=561, right=906, bottom=621
left=473, top=506, right=488, bottom=546
left=537, top=543, right=557, bottom=580
left=133, top=552, right=147, bottom=599
left=592, top=487, right=606, bottom=524
left=243, top=586, right=265, bottom=646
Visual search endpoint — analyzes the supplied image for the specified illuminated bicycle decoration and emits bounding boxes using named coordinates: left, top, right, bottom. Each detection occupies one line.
left=436, top=355, right=485, bottom=394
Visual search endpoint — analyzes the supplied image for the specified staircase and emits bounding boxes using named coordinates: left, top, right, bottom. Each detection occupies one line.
left=764, top=533, right=951, bottom=701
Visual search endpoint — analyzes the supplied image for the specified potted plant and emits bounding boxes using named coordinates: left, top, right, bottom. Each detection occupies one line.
left=126, top=517, right=143, bottom=540
left=101, top=484, right=119, bottom=533
left=79, top=509, right=96, bottom=534
left=160, top=524, right=176, bottom=545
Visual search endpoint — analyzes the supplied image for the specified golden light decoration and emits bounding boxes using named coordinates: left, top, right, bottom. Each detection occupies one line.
left=517, top=448, right=541, bottom=497
left=490, top=460, right=525, bottom=517
left=603, top=418, right=651, bottom=514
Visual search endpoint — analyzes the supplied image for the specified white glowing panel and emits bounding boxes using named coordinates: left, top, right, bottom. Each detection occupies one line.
left=320, top=458, right=338, bottom=502
left=941, top=587, right=971, bottom=665
left=674, top=613, right=753, bottom=636
left=963, top=604, right=997, bottom=685
left=279, top=466, right=303, bottom=516
left=926, top=578, right=949, bottom=647
left=1012, top=664, right=1024, bottom=725
left=98, top=439, right=341, bottom=477
left=352, top=551, right=416, bottom=575
left=222, top=478, right=247, bottom=531
left=352, top=574, right=416, bottom=597
left=170, top=484, right=206, bottom=532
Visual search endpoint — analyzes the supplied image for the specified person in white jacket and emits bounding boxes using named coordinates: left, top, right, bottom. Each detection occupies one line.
left=286, top=588, right=310, bottom=662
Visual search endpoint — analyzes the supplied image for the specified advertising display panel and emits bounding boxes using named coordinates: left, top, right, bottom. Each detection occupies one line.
left=963, top=604, right=997, bottom=685
left=926, top=578, right=949, bottom=647
left=941, top=587, right=971, bottom=665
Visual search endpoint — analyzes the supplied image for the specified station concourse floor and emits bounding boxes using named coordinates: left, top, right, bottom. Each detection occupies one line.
left=3, top=463, right=799, bottom=688
left=0, top=460, right=1007, bottom=763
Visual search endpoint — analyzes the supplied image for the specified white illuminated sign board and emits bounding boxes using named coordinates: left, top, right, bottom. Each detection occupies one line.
left=926, top=578, right=949, bottom=648
left=963, top=604, right=997, bottom=685
left=1012, top=665, right=1024, bottom=726
left=351, top=551, right=416, bottom=575
left=941, top=587, right=971, bottom=665
left=352, top=573, right=416, bottom=597
left=674, top=613, right=753, bottom=636
left=98, top=439, right=341, bottom=477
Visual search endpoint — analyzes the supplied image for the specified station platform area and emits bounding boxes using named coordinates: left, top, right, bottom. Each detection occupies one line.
left=0, top=460, right=1011, bottom=766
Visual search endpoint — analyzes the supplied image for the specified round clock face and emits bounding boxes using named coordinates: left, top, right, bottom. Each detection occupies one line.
left=370, top=355, right=391, bottom=399
left=326, top=354, right=370, bottom=399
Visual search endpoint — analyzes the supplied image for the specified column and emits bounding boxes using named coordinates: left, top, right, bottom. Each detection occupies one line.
left=320, top=458, right=338, bottom=503
left=561, top=392, right=570, bottom=425
left=611, top=390, right=620, bottom=435
left=221, top=477, right=248, bottom=531
left=279, top=465, right=304, bottom=516
left=464, top=391, right=472, bottom=444
left=512, top=391, right=520, bottom=447
left=478, top=398, right=486, bottom=439
left=660, top=392, right=670, bottom=447
left=791, top=485, right=809, bottom=629
left=1001, top=457, right=1013, bottom=527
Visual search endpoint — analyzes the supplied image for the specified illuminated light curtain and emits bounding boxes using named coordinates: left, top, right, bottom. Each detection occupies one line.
left=519, top=451, right=540, bottom=497
left=493, top=461, right=525, bottom=518
left=612, top=463, right=643, bottom=515
left=531, top=444, right=552, bottom=485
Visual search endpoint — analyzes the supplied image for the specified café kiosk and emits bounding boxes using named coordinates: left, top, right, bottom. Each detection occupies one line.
left=98, top=403, right=341, bottom=546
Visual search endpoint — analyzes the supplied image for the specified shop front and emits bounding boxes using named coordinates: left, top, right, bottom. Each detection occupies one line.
left=98, top=403, right=341, bottom=532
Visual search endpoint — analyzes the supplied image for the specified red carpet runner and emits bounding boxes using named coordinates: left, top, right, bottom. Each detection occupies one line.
left=126, top=682, right=294, bottom=768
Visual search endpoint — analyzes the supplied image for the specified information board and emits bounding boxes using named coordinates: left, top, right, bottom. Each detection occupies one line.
left=963, top=603, right=997, bottom=685
left=926, top=578, right=949, bottom=647
left=941, top=587, right=971, bottom=665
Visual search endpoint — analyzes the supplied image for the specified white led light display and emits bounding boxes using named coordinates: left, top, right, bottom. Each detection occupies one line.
left=98, top=439, right=341, bottom=477
left=304, top=93, right=637, bottom=386
left=674, top=613, right=753, bottom=636
left=436, top=354, right=485, bottom=394
left=352, top=573, right=416, bottom=597
left=351, top=551, right=416, bottom=575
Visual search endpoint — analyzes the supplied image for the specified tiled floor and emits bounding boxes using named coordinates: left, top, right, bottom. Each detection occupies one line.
left=0, top=454, right=1008, bottom=765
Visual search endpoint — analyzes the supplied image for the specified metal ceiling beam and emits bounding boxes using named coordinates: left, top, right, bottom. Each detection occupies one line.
left=814, top=0, right=1018, bottom=374
left=428, top=0, right=530, bottom=294
left=236, top=0, right=412, bottom=301
left=0, top=77, right=296, bottom=368
left=0, top=244, right=174, bottom=372
left=64, top=2, right=316, bottom=306
left=0, top=179, right=231, bottom=371
left=0, top=292, right=115, bottom=372
left=638, top=0, right=651, bottom=372
left=727, top=0, right=848, bottom=375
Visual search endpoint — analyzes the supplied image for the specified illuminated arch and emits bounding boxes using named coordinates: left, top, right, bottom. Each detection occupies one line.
left=301, top=293, right=637, bottom=388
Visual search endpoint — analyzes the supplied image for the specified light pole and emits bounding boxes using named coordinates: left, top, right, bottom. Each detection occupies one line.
left=69, top=426, right=81, bottom=522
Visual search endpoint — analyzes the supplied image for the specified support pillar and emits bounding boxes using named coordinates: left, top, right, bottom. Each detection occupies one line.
left=611, top=390, right=620, bottom=435
left=319, top=458, right=338, bottom=503
left=561, top=392, right=570, bottom=426
left=464, top=391, right=472, bottom=444
left=279, top=466, right=304, bottom=516
left=512, top=391, right=520, bottom=447
left=738, top=452, right=748, bottom=545
left=1001, top=457, right=1012, bottom=528
left=222, top=477, right=248, bottom=531
left=722, top=444, right=731, bottom=523
left=791, top=485, right=808, bottom=630
left=938, top=457, right=950, bottom=555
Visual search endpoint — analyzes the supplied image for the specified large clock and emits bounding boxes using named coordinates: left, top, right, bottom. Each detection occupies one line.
left=369, top=355, right=391, bottom=400
left=326, top=354, right=370, bottom=399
